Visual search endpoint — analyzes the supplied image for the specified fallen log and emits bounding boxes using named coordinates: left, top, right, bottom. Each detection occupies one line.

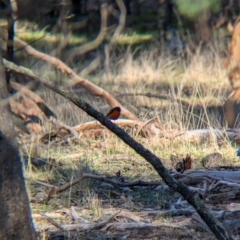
left=179, top=170, right=240, bottom=184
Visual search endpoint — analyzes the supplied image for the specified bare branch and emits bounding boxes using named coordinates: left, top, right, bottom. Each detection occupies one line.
left=12, top=39, right=138, bottom=120
left=45, top=172, right=162, bottom=202
left=50, top=117, right=80, bottom=139
left=44, top=211, right=120, bottom=232
left=67, top=4, right=108, bottom=59
left=111, top=0, right=126, bottom=43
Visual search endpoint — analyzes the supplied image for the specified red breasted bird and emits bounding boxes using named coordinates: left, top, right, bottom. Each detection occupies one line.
left=106, top=107, right=121, bottom=120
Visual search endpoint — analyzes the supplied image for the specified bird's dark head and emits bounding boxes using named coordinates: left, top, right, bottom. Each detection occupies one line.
left=115, top=107, right=121, bottom=112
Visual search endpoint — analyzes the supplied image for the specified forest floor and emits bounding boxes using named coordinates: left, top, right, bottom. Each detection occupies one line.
left=11, top=18, right=240, bottom=239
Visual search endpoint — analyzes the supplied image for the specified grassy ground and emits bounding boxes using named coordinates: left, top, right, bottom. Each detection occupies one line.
left=11, top=19, right=240, bottom=239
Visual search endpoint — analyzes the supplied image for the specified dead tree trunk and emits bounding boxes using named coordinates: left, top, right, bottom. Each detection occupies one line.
left=0, top=55, right=35, bottom=239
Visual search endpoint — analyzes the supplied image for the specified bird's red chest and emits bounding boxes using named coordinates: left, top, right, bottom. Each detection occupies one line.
left=107, top=110, right=120, bottom=120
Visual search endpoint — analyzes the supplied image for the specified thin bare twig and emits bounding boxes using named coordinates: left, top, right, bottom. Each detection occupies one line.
left=45, top=173, right=162, bottom=203
left=41, top=213, right=64, bottom=231
left=43, top=210, right=120, bottom=232
left=50, top=117, right=80, bottom=139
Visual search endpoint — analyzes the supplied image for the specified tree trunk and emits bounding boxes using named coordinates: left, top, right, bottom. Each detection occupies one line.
left=0, top=55, right=35, bottom=239
left=72, top=0, right=81, bottom=16
left=158, top=0, right=173, bottom=45
left=132, top=0, right=140, bottom=17
left=194, top=11, right=212, bottom=44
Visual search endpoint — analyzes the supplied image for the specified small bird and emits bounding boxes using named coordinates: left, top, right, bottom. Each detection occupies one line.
left=106, top=107, right=121, bottom=120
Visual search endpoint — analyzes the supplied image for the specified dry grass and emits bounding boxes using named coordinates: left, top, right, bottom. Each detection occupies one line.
left=19, top=38, right=240, bottom=239
left=26, top=44, right=237, bottom=176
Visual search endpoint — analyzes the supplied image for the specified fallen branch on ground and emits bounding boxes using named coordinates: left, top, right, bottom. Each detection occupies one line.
left=33, top=199, right=240, bottom=239
left=45, top=173, right=162, bottom=203
left=42, top=211, right=120, bottom=232
left=50, top=117, right=79, bottom=139
left=12, top=38, right=137, bottom=120
left=178, top=169, right=240, bottom=185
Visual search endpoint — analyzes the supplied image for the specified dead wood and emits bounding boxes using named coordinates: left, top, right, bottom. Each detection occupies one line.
left=223, top=219, right=240, bottom=234
left=113, top=211, right=149, bottom=223
left=142, top=209, right=195, bottom=218
left=45, top=173, right=162, bottom=203
left=95, top=154, right=144, bottom=165
left=41, top=119, right=161, bottom=139
left=43, top=118, right=174, bottom=141
left=179, top=170, right=240, bottom=184
left=73, top=119, right=139, bottom=131
left=11, top=81, right=45, bottom=104
left=9, top=81, right=80, bottom=137
left=102, top=218, right=217, bottom=239
left=50, top=117, right=79, bottom=139
left=12, top=39, right=138, bottom=121
left=43, top=161, right=240, bottom=207
left=69, top=124, right=240, bottom=144
left=33, top=206, right=240, bottom=239
left=67, top=4, right=108, bottom=59
left=2, top=57, right=183, bottom=140
left=43, top=211, right=119, bottom=232
left=33, top=118, right=162, bottom=145
left=34, top=200, right=240, bottom=239
left=70, top=206, right=81, bottom=221
left=26, top=179, right=55, bottom=189
left=37, top=214, right=205, bottom=239
left=3, top=59, right=233, bottom=240
left=175, top=128, right=240, bottom=143
left=10, top=96, right=44, bottom=134
left=32, top=213, right=65, bottom=220
left=8, top=81, right=57, bottom=134
left=207, top=192, right=237, bottom=204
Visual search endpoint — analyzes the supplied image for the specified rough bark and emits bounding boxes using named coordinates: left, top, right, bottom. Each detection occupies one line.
left=0, top=56, right=35, bottom=239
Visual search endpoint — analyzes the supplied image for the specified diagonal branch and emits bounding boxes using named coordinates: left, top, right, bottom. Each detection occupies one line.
left=13, top=37, right=138, bottom=120
left=3, top=58, right=233, bottom=240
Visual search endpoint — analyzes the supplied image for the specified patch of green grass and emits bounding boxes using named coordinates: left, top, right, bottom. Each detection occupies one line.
left=0, top=18, right=6, bottom=27
left=17, top=30, right=88, bottom=47
left=115, top=32, right=154, bottom=45
left=31, top=202, right=56, bottom=212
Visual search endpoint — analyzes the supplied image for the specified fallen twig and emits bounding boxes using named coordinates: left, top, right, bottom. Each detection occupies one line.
left=43, top=210, right=120, bottom=232
left=45, top=173, right=162, bottom=203
left=50, top=117, right=80, bottom=139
